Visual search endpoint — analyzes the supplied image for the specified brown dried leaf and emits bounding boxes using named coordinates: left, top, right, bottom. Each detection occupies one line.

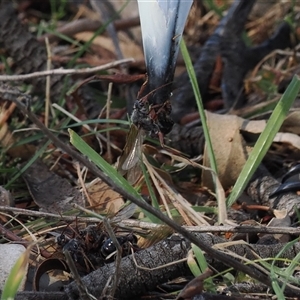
left=203, top=111, right=300, bottom=189
left=85, top=178, right=124, bottom=214
left=280, top=111, right=300, bottom=135
left=74, top=32, right=143, bottom=60
left=203, top=111, right=250, bottom=190
left=0, top=122, right=13, bottom=148
left=243, top=113, right=300, bottom=150
left=176, top=268, right=213, bottom=300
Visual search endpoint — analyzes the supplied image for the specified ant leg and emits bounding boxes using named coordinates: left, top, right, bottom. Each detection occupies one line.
left=137, top=74, right=149, bottom=99
left=138, top=82, right=172, bottom=103
left=148, top=102, right=168, bottom=122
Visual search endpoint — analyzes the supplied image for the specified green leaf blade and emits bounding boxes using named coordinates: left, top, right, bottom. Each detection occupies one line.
left=227, top=75, right=300, bottom=207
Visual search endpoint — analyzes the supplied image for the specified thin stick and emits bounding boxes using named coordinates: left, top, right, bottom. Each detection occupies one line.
left=0, top=206, right=101, bottom=223
left=45, top=37, right=51, bottom=128
left=75, top=162, right=92, bottom=206
left=0, top=58, right=134, bottom=81
left=143, top=154, right=172, bottom=219
left=119, top=219, right=300, bottom=235
left=106, top=82, right=113, bottom=163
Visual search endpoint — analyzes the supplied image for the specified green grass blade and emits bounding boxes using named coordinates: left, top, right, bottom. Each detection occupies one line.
left=180, top=39, right=217, bottom=175
left=191, top=244, right=216, bottom=293
left=1, top=248, right=30, bottom=300
left=203, top=0, right=224, bottom=17
left=187, top=249, right=202, bottom=277
left=69, top=129, right=160, bottom=223
left=4, top=141, right=50, bottom=189
left=227, top=75, right=300, bottom=207
left=270, top=239, right=300, bottom=297
left=180, top=39, right=228, bottom=223
left=186, top=245, right=216, bottom=293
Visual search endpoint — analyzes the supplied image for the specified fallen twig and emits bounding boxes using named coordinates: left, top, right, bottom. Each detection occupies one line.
left=0, top=58, right=134, bottom=81
left=0, top=206, right=101, bottom=223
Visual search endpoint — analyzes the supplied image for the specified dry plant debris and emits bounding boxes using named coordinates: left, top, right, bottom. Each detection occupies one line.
left=1, top=1, right=300, bottom=300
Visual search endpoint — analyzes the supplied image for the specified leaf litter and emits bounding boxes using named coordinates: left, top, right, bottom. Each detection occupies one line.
left=1, top=1, right=300, bottom=299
